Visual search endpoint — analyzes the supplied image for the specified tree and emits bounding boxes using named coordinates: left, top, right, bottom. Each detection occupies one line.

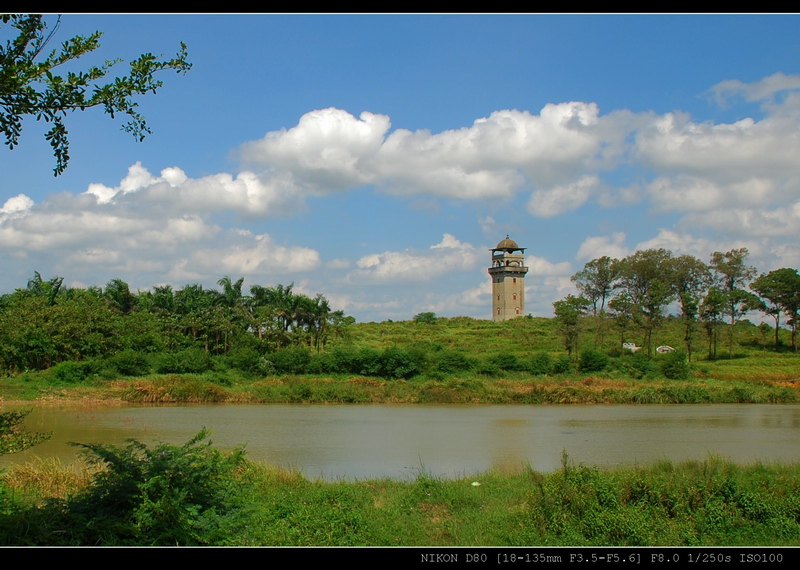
left=668, top=255, right=711, bottom=362
left=700, top=286, right=726, bottom=360
left=553, top=294, right=590, bottom=357
left=571, top=256, right=620, bottom=316
left=617, top=249, right=675, bottom=356
left=413, top=312, right=437, bottom=324
left=1, top=14, right=191, bottom=175
left=571, top=256, right=620, bottom=349
left=751, top=268, right=800, bottom=351
left=709, top=248, right=758, bottom=357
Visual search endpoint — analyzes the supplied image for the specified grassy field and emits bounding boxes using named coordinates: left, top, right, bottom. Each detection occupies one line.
left=1, top=315, right=798, bottom=405
left=2, top=443, right=798, bottom=546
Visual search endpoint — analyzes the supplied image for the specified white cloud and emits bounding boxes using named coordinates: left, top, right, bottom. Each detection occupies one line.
left=0, top=194, right=34, bottom=217
left=709, top=72, right=800, bottom=105
left=525, top=255, right=573, bottom=277
left=187, top=232, right=321, bottom=276
left=635, top=110, right=800, bottom=183
left=634, top=229, right=719, bottom=259
left=238, top=103, right=618, bottom=201
left=527, top=175, right=599, bottom=218
left=239, top=108, right=388, bottom=191
left=576, top=232, right=630, bottom=262
left=351, top=233, right=481, bottom=283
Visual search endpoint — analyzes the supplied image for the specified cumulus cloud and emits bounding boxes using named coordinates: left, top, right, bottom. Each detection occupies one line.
left=0, top=164, right=323, bottom=292
left=350, top=233, right=481, bottom=283
left=0, top=194, right=34, bottom=218
left=634, top=110, right=800, bottom=183
left=238, top=103, right=620, bottom=201
left=239, top=108, right=389, bottom=191
left=186, top=232, right=321, bottom=276
left=84, top=162, right=307, bottom=218
left=576, top=232, right=630, bottom=262
left=527, top=175, right=599, bottom=217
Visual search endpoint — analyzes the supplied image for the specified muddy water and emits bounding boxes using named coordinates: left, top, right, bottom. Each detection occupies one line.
left=2, top=403, right=799, bottom=480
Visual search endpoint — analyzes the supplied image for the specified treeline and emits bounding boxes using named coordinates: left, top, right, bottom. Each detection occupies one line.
left=556, top=247, right=800, bottom=360
left=0, top=273, right=352, bottom=376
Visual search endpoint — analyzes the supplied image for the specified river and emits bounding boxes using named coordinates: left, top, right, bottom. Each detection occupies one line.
left=2, top=403, right=799, bottom=480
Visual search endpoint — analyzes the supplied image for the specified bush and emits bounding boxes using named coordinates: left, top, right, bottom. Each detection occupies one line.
left=51, top=360, right=98, bottom=383
left=611, top=351, right=657, bottom=379
left=579, top=349, right=609, bottom=373
left=62, top=429, right=248, bottom=545
left=109, top=349, right=151, bottom=376
left=267, top=346, right=311, bottom=375
left=552, top=354, right=572, bottom=374
left=154, top=347, right=213, bottom=374
left=222, top=347, right=269, bottom=377
left=378, top=346, right=419, bottom=379
left=527, top=352, right=553, bottom=375
left=435, top=350, right=476, bottom=374
left=661, top=350, right=691, bottom=380
left=413, top=312, right=437, bottom=324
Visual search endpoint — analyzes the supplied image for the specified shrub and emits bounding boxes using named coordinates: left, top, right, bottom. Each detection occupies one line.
left=222, top=347, right=269, bottom=377
left=267, top=346, right=311, bottom=375
left=154, top=347, right=214, bottom=374
left=552, top=354, right=572, bottom=374
left=378, top=346, right=419, bottom=379
left=579, top=349, right=609, bottom=373
left=435, top=351, right=476, bottom=374
left=51, top=360, right=98, bottom=383
left=0, top=410, right=50, bottom=455
left=412, top=312, right=437, bottom=324
left=62, top=429, right=248, bottom=545
left=611, top=351, right=657, bottom=379
left=109, top=349, right=151, bottom=376
left=527, top=352, right=553, bottom=375
left=661, top=350, right=691, bottom=380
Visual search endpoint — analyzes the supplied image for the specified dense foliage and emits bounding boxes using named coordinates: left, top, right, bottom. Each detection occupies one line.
left=0, top=274, right=351, bottom=377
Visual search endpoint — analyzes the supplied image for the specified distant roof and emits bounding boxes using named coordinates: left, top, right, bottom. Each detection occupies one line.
left=492, top=235, right=525, bottom=252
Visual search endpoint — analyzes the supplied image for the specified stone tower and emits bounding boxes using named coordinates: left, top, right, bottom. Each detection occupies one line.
left=488, top=235, right=529, bottom=321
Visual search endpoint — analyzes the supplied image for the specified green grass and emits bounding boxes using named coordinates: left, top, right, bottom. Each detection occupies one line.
left=1, top=315, right=798, bottom=404
left=3, top=450, right=799, bottom=546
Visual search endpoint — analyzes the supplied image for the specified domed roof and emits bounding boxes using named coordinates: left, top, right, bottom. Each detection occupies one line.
left=494, top=235, right=522, bottom=251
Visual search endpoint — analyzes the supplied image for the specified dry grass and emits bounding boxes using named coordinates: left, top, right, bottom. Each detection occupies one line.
left=2, top=457, right=96, bottom=500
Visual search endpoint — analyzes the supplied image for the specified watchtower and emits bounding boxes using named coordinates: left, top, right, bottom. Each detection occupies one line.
left=488, top=235, right=528, bottom=321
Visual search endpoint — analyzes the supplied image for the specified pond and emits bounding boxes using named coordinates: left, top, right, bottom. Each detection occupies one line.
left=2, top=403, right=799, bottom=480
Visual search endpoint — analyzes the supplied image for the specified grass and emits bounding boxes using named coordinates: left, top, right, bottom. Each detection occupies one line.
left=1, top=315, right=799, bottom=405
left=2, top=452, right=799, bottom=546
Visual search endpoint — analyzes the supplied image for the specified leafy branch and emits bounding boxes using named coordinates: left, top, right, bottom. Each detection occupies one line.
left=0, top=14, right=191, bottom=175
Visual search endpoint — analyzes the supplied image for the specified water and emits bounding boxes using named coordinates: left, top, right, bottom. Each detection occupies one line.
left=2, top=403, right=799, bottom=480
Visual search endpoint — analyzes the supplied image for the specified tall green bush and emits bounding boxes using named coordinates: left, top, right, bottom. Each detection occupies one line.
left=579, top=349, right=609, bottom=373
left=62, top=430, right=248, bottom=545
left=661, top=350, right=691, bottom=380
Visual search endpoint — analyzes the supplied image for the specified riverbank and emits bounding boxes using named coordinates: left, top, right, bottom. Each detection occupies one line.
left=2, top=368, right=798, bottom=406
left=2, top=445, right=798, bottom=546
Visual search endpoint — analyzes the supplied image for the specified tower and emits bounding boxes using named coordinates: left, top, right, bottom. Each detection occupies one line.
left=488, top=235, right=528, bottom=321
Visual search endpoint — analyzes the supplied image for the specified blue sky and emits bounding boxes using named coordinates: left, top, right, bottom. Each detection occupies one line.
left=2, top=14, right=800, bottom=322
